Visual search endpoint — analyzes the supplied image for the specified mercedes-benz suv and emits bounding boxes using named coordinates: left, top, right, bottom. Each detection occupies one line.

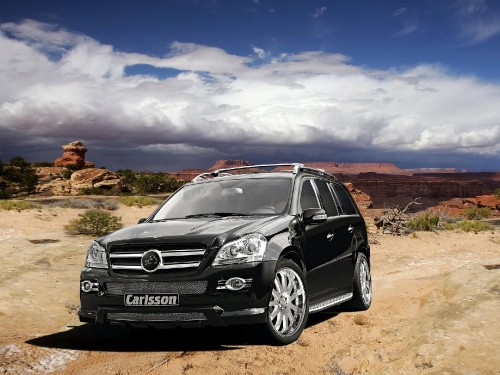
left=79, top=163, right=372, bottom=344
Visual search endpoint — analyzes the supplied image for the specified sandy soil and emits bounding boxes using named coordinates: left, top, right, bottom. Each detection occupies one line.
left=0, top=199, right=498, bottom=374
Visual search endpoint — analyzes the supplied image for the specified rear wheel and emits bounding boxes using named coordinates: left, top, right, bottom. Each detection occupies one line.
left=263, top=259, right=308, bottom=345
left=344, top=253, right=372, bottom=311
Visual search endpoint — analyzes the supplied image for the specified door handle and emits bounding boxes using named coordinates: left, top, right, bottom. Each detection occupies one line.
left=348, top=225, right=354, bottom=233
left=326, top=232, right=334, bottom=241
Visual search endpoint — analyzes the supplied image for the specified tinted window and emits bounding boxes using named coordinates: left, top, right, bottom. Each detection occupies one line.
left=299, top=180, right=320, bottom=212
left=332, top=184, right=357, bottom=215
left=315, top=180, right=338, bottom=217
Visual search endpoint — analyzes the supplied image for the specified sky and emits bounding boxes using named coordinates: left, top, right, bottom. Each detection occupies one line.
left=0, top=0, right=499, bottom=172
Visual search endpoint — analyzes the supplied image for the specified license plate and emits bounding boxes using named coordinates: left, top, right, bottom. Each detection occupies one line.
left=124, top=294, right=179, bottom=306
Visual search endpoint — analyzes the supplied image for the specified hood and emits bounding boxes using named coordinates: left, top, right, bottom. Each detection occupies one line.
left=102, top=215, right=291, bottom=247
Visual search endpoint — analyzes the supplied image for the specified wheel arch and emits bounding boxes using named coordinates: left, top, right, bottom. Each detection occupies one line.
left=279, top=246, right=306, bottom=273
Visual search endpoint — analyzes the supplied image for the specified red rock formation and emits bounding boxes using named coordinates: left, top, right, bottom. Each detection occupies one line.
left=54, top=141, right=95, bottom=169
left=304, top=162, right=404, bottom=175
left=349, top=173, right=499, bottom=208
left=211, top=160, right=252, bottom=170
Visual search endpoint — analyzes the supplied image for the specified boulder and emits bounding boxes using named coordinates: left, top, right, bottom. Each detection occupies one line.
left=70, top=168, right=121, bottom=194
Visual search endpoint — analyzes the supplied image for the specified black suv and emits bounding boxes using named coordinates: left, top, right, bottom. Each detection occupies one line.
left=79, top=163, right=371, bottom=344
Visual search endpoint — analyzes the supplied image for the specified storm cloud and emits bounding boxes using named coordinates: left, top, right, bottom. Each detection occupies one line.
left=0, top=19, right=499, bottom=171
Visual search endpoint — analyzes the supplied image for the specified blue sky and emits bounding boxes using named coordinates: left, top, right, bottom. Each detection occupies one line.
left=0, top=0, right=499, bottom=171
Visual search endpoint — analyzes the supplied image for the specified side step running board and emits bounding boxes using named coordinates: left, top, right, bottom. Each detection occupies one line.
left=309, top=292, right=353, bottom=313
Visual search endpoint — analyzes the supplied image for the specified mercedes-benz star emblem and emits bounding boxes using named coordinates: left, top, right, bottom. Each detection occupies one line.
left=141, top=249, right=162, bottom=272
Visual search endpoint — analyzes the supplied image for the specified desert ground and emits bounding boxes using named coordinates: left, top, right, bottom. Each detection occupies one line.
left=0, top=198, right=498, bottom=374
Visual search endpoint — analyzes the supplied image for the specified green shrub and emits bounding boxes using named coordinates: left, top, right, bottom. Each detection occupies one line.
left=407, top=211, right=441, bottom=232
left=495, top=188, right=500, bottom=199
left=0, top=200, right=40, bottom=210
left=115, top=169, right=137, bottom=192
left=0, top=157, right=39, bottom=194
left=455, top=220, right=494, bottom=233
left=121, top=196, right=160, bottom=207
left=133, top=173, right=185, bottom=194
left=463, top=207, right=491, bottom=220
left=64, top=210, right=123, bottom=236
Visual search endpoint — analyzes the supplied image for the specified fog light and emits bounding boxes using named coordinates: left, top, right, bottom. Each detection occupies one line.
left=81, top=280, right=98, bottom=293
left=226, top=277, right=246, bottom=291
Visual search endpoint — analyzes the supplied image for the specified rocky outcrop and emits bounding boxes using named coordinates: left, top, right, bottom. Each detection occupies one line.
left=347, top=173, right=499, bottom=208
left=344, top=183, right=372, bottom=209
left=54, top=141, right=95, bottom=169
left=432, top=195, right=500, bottom=217
left=35, top=167, right=71, bottom=195
left=70, top=168, right=121, bottom=195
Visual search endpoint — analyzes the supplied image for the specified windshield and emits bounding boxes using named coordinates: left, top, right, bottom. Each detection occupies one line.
left=152, top=177, right=292, bottom=220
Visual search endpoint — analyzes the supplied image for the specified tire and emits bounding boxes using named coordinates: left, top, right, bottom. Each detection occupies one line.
left=263, top=259, right=309, bottom=345
left=344, top=253, right=372, bottom=311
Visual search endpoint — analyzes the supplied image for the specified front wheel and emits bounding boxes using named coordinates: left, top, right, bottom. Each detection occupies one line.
left=263, top=259, right=308, bottom=345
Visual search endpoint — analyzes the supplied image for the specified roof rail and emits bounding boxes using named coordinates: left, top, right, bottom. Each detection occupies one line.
left=191, top=163, right=338, bottom=182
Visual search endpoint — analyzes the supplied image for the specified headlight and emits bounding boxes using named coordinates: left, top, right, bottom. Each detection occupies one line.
left=212, top=233, right=267, bottom=266
left=85, top=241, right=108, bottom=269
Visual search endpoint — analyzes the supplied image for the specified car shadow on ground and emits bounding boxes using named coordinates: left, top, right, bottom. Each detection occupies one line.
left=26, top=311, right=340, bottom=352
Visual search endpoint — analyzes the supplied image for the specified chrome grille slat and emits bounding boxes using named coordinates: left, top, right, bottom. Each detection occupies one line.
left=108, top=243, right=207, bottom=275
left=106, top=281, right=208, bottom=295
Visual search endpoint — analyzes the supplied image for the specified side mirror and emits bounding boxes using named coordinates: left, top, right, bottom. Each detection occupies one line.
left=303, top=208, right=327, bottom=225
left=138, top=218, right=147, bottom=224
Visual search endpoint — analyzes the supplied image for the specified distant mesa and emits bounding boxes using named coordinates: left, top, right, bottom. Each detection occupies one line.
left=54, top=141, right=95, bottom=169
left=211, top=160, right=252, bottom=170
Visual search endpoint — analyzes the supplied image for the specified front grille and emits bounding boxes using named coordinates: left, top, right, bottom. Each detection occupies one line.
left=108, top=243, right=207, bottom=275
left=106, top=281, right=208, bottom=295
left=106, top=312, right=206, bottom=322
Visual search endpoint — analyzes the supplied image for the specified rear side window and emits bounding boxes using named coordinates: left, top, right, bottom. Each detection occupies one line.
left=315, top=179, right=338, bottom=217
left=331, top=183, right=357, bottom=215
left=299, top=180, right=320, bottom=212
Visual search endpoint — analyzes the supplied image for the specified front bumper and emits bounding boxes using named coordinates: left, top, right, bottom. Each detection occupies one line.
left=79, top=260, right=276, bottom=328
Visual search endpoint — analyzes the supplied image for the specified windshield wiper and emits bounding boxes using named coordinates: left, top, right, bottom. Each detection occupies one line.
left=184, top=213, right=250, bottom=218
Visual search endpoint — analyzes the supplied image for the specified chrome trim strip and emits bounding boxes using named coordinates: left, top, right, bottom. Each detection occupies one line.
left=161, top=250, right=206, bottom=257
left=308, top=292, right=353, bottom=313
left=221, top=308, right=265, bottom=317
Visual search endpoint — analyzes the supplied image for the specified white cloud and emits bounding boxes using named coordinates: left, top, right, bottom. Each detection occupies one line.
left=251, top=46, right=267, bottom=59
left=313, top=7, right=327, bottom=18
left=0, top=19, right=499, bottom=168
left=393, top=7, right=408, bottom=17
left=455, top=0, right=500, bottom=44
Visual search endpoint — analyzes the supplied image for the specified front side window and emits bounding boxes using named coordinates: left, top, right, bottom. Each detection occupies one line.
left=299, top=179, right=320, bottom=212
left=153, top=177, right=292, bottom=220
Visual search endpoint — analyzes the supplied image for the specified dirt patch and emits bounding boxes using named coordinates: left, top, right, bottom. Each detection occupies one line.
left=0, top=203, right=498, bottom=374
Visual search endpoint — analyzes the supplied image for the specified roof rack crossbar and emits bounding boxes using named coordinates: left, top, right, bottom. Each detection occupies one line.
left=191, top=163, right=338, bottom=182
